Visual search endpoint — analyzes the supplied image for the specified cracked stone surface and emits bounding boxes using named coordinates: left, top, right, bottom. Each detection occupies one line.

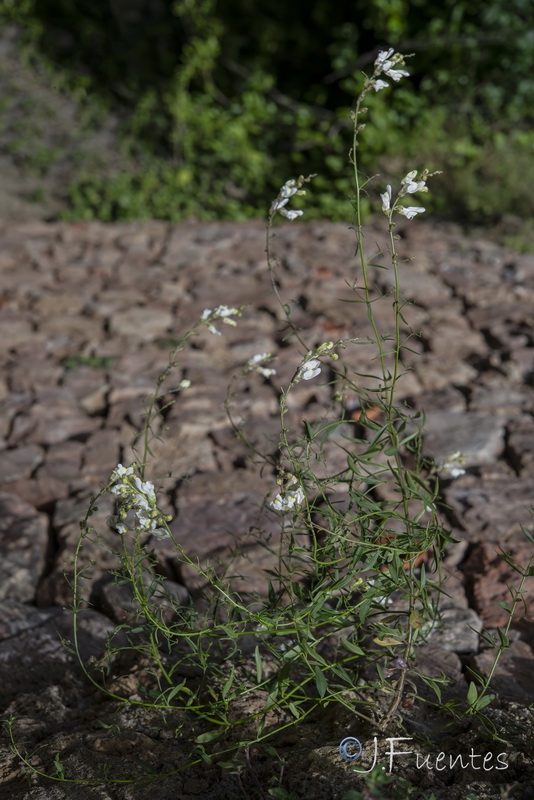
left=0, top=218, right=533, bottom=798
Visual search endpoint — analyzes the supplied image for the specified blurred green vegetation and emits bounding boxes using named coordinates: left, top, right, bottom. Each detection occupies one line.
left=1, top=0, right=534, bottom=228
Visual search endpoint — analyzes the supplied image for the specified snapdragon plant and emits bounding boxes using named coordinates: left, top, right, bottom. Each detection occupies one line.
left=9, top=48, right=524, bottom=789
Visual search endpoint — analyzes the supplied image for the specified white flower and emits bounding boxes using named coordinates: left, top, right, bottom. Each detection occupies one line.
left=270, top=487, right=305, bottom=511
left=299, top=358, right=321, bottom=381
left=249, top=353, right=269, bottom=366
left=373, top=48, right=409, bottom=86
left=133, top=477, right=156, bottom=498
left=215, top=305, right=238, bottom=318
left=385, top=67, right=409, bottom=82
left=201, top=305, right=239, bottom=335
left=246, top=352, right=277, bottom=378
left=257, top=366, right=276, bottom=378
left=380, top=185, right=392, bottom=212
left=441, top=461, right=466, bottom=479
left=137, top=516, right=170, bottom=540
left=178, top=379, right=191, bottom=390
left=375, top=48, right=394, bottom=68
left=113, top=464, right=134, bottom=479
left=110, top=482, right=128, bottom=497
left=279, top=208, right=304, bottom=221
left=107, top=515, right=129, bottom=535
left=401, top=170, right=426, bottom=195
left=397, top=206, right=425, bottom=220
left=271, top=177, right=308, bottom=221
left=439, top=451, right=466, bottom=479
left=373, top=79, right=389, bottom=92
left=133, top=493, right=150, bottom=512
left=404, top=179, right=426, bottom=194
left=280, top=180, right=298, bottom=199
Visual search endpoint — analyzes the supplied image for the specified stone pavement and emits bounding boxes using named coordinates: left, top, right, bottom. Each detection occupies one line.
left=0, top=216, right=533, bottom=725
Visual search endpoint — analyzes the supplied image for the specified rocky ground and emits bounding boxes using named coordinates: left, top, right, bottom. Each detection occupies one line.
left=0, top=216, right=533, bottom=799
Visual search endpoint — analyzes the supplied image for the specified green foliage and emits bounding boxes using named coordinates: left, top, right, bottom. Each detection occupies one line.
left=62, top=354, right=113, bottom=370
left=2, top=0, right=534, bottom=223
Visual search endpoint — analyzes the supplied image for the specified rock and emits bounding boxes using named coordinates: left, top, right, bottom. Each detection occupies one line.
left=0, top=493, right=48, bottom=603
left=11, top=388, right=102, bottom=445
left=137, top=419, right=218, bottom=479
left=0, top=443, right=44, bottom=482
left=413, top=645, right=465, bottom=701
left=462, top=541, right=534, bottom=627
left=96, top=574, right=189, bottom=626
left=109, top=306, right=173, bottom=341
left=427, top=606, right=483, bottom=654
left=0, top=598, right=58, bottom=639
left=423, top=411, right=506, bottom=467
left=471, top=639, right=534, bottom=704
left=40, top=440, right=85, bottom=483
left=0, top=216, right=533, bottom=788
left=445, top=476, right=534, bottom=543
left=80, top=428, right=120, bottom=482
left=1, top=472, right=69, bottom=509
left=0, top=605, right=118, bottom=703
left=506, top=415, right=534, bottom=476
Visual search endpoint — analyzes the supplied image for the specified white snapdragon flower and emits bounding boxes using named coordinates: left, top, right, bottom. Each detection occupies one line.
left=397, top=206, right=425, bottom=220
left=178, top=378, right=191, bottom=390
left=280, top=181, right=298, bottom=199
left=372, top=48, right=409, bottom=90
left=373, top=79, right=390, bottom=92
left=400, top=170, right=427, bottom=195
left=375, top=48, right=395, bottom=67
left=107, top=515, right=129, bottom=535
left=201, top=305, right=240, bottom=335
left=385, top=66, right=409, bottom=82
left=380, top=185, right=392, bottom=212
left=271, top=176, right=312, bottom=221
left=279, top=208, right=304, bottom=220
left=258, top=366, right=276, bottom=378
left=440, top=451, right=466, bottom=479
left=133, top=476, right=156, bottom=502
left=110, top=482, right=128, bottom=497
left=381, top=170, right=431, bottom=220
left=270, top=486, right=305, bottom=512
left=245, top=352, right=277, bottom=378
left=113, top=464, right=134, bottom=479
left=298, top=358, right=322, bottom=381
left=271, top=197, right=288, bottom=212
left=108, top=464, right=170, bottom=540
left=248, top=353, right=269, bottom=367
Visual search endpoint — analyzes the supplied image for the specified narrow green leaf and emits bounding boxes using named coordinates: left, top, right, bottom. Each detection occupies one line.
left=419, top=562, right=426, bottom=590
left=254, top=645, right=262, bottom=683
left=288, top=702, right=301, bottom=718
left=195, top=729, right=223, bottom=744
left=222, top=666, right=235, bottom=699
left=314, top=666, right=327, bottom=698
left=304, top=419, right=314, bottom=441
left=340, top=637, right=365, bottom=656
